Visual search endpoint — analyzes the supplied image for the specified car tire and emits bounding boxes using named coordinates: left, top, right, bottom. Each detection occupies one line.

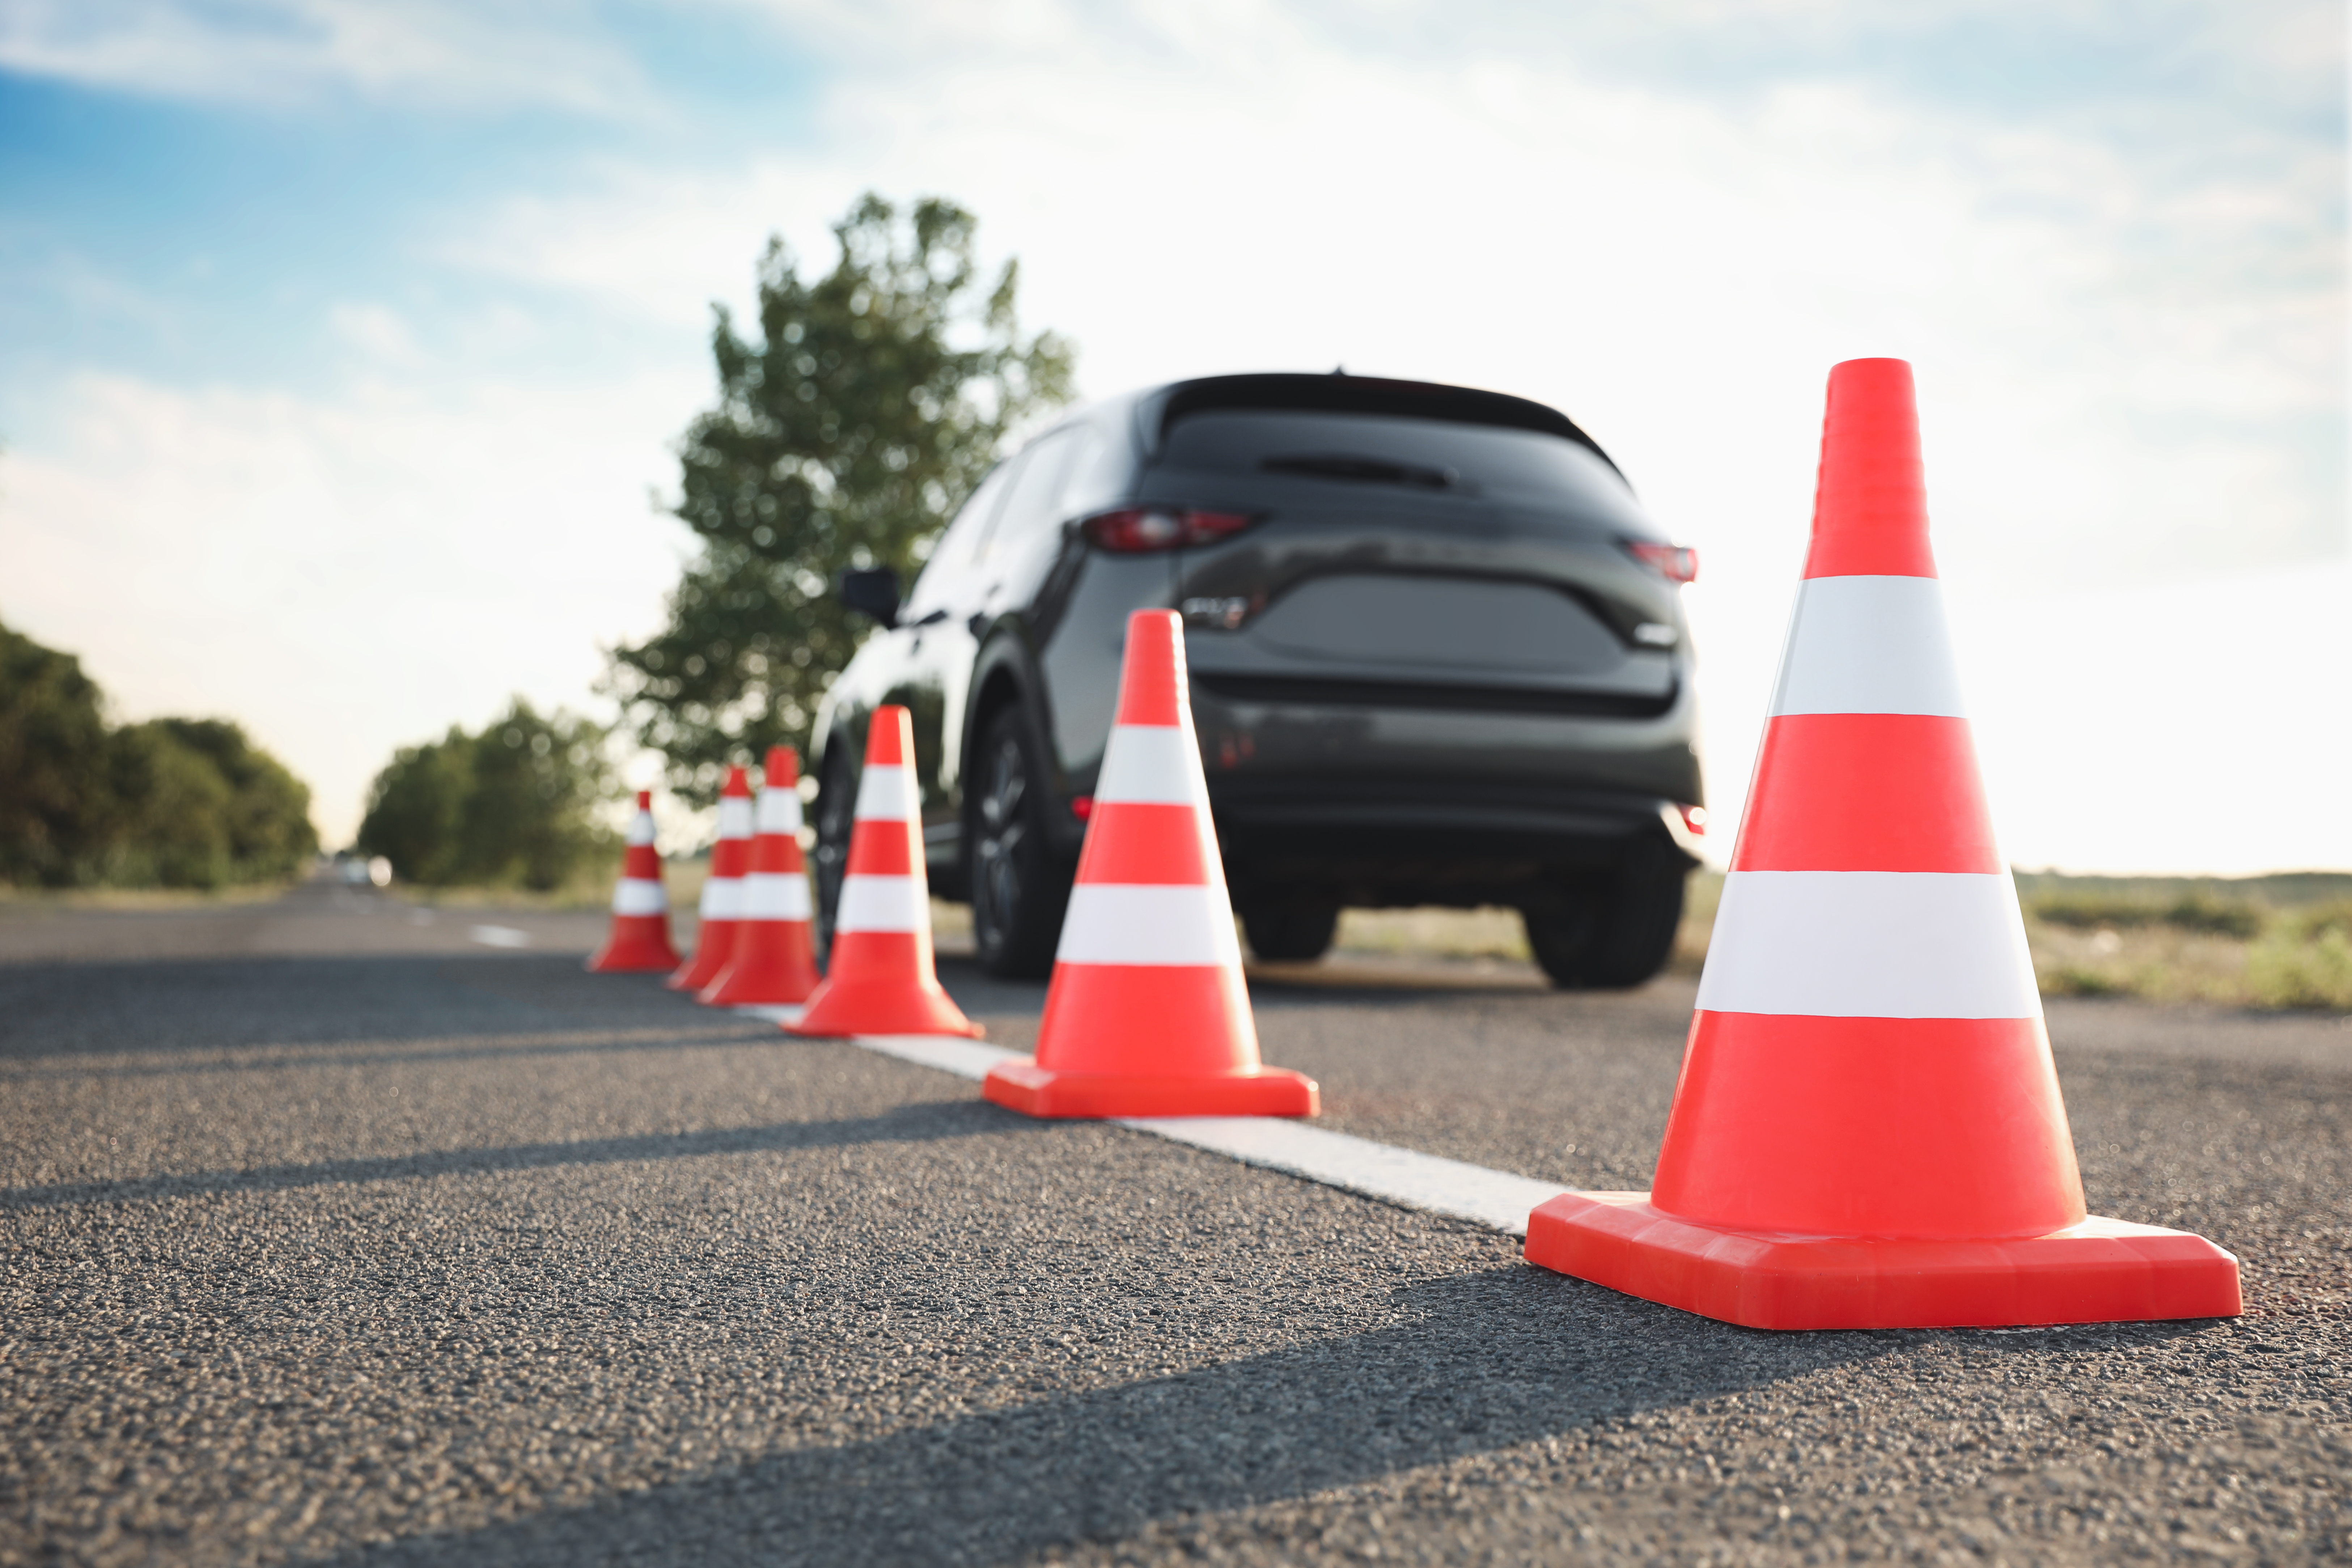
left=810, top=741, right=858, bottom=970
left=1241, top=902, right=1341, bottom=963
left=968, top=706, right=1071, bottom=980
left=1522, top=839, right=1689, bottom=989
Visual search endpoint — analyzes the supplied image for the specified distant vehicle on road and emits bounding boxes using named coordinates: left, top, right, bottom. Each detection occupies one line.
left=811, top=372, right=1705, bottom=987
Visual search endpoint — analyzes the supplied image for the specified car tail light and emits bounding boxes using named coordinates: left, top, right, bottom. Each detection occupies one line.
left=1680, top=804, right=1708, bottom=836
left=1080, top=507, right=1256, bottom=553
left=1625, top=541, right=1699, bottom=584
left=1071, top=794, right=1094, bottom=821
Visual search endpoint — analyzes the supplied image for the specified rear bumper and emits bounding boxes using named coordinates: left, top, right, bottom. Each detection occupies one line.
left=1208, top=777, right=1700, bottom=908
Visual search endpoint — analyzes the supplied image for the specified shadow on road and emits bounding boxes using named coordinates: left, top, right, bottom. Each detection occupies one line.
left=320, top=1268, right=1899, bottom=1568
left=0, top=1099, right=1007, bottom=1212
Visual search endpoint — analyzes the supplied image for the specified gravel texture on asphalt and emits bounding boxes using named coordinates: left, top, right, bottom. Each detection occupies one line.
left=2, top=881, right=2345, bottom=1566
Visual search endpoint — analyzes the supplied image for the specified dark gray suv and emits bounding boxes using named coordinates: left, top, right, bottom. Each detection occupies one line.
left=810, top=373, right=1705, bottom=986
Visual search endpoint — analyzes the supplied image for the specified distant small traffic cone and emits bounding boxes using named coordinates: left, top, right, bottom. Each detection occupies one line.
left=702, top=745, right=820, bottom=1006
left=586, top=791, right=681, bottom=972
left=1523, top=359, right=2240, bottom=1329
left=984, top=610, right=1318, bottom=1118
left=670, top=765, right=754, bottom=992
left=787, top=707, right=980, bottom=1039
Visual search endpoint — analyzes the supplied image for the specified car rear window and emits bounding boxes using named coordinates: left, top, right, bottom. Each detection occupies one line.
left=1154, top=411, right=1643, bottom=515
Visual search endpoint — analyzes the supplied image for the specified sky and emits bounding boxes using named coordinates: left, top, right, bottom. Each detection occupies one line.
left=0, top=0, right=2343, bottom=873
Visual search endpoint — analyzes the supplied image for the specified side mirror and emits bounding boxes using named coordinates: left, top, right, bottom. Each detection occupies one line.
left=838, top=567, right=902, bottom=628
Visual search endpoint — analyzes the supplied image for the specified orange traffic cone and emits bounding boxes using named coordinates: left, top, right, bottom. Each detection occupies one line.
left=1523, top=359, right=2241, bottom=1329
left=586, top=790, right=681, bottom=972
left=670, top=764, right=754, bottom=991
left=786, top=707, right=980, bottom=1039
left=984, top=610, right=1318, bottom=1118
left=702, top=745, right=820, bottom=1006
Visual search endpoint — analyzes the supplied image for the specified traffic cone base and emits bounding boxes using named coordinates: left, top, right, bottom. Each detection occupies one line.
left=789, top=930, right=982, bottom=1038
left=1524, top=1193, right=2241, bottom=1331
left=983, top=1059, right=1317, bottom=1118
left=702, top=920, right=818, bottom=1005
left=586, top=916, right=679, bottom=973
left=982, top=962, right=1317, bottom=1116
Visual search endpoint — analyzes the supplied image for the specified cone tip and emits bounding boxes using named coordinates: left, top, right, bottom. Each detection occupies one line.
left=865, top=705, right=912, bottom=765
left=636, top=789, right=652, bottom=809
left=721, top=764, right=752, bottom=796
left=764, top=744, right=798, bottom=787
left=1115, top=609, right=1187, bottom=728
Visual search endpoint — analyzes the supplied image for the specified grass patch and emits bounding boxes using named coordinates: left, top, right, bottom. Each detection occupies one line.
left=0, top=881, right=297, bottom=912
left=2022, top=883, right=2351, bottom=1012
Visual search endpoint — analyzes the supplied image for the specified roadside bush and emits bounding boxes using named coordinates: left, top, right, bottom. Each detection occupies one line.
left=2243, top=900, right=2352, bottom=1012
left=355, top=700, right=617, bottom=890
left=2030, top=889, right=2264, bottom=938
left=0, top=620, right=318, bottom=889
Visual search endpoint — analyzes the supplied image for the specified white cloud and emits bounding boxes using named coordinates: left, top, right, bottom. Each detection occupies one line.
left=0, top=0, right=652, bottom=114
left=0, top=367, right=703, bottom=845
left=327, top=302, right=427, bottom=366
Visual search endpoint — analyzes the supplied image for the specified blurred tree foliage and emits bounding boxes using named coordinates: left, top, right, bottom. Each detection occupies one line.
left=609, top=192, right=1075, bottom=804
left=355, top=700, right=616, bottom=889
left=0, top=620, right=319, bottom=889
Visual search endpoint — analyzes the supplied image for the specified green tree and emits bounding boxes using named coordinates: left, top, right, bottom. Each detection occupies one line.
left=0, top=620, right=113, bottom=885
left=355, top=700, right=616, bottom=890
left=608, top=192, right=1075, bottom=803
left=0, top=619, right=318, bottom=889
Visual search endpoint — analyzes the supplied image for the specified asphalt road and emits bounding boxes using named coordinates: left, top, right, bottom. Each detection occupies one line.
left=2, top=879, right=2345, bottom=1566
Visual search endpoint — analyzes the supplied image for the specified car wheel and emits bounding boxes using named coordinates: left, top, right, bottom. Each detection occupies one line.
left=1522, top=840, right=1689, bottom=989
left=810, top=742, right=857, bottom=969
left=1241, top=902, right=1341, bottom=963
left=969, top=707, right=1071, bottom=980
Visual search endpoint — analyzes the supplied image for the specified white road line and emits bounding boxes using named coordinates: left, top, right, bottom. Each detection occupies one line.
left=771, top=1022, right=1568, bottom=1237
left=1116, top=1118, right=1567, bottom=1237
left=467, top=925, right=530, bottom=949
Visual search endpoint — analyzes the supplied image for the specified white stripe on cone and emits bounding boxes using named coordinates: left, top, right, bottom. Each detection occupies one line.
left=1057, top=884, right=1243, bottom=967
left=716, top=796, right=755, bottom=836
left=1769, top=576, right=1969, bottom=718
left=835, top=874, right=925, bottom=932
left=757, top=791, right=805, bottom=835
left=1695, top=871, right=2040, bottom=1019
left=1094, top=725, right=1210, bottom=807
left=699, top=877, right=742, bottom=918
left=626, top=812, right=657, bottom=847
left=612, top=879, right=668, bottom=916
left=742, top=872, right=812, bottom=920
left=854, top=764, right=914, bottom=822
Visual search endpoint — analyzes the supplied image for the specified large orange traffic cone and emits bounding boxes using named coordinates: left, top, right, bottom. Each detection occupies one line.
left=702, top=745, right=820, bottom=1006
left=984, top=610, right=1319, bottom=1118
left=670, top=764, right=753, bottom=992
left=1523, top=359, right=2240, bottom=1329
left=586, top=791, right=681, bottom=972
left=786, top=707, right=980, bottom=1039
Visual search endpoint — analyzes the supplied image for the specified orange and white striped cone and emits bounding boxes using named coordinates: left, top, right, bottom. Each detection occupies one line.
left=786, top=707, right=980, bottom=1039
left=984, top=610, right=1318, bottom=1118
left=1523, top=359, right=2240, bottom=1329
left=670, top=764, right=754, bottom=992
left=586, top=791, right=681, bottom=972
left=702, top=745, right=820, bottom=1007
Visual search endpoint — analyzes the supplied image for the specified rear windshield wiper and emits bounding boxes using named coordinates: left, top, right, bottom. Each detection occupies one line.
left=1259, top=453, right=1462, bottom=490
